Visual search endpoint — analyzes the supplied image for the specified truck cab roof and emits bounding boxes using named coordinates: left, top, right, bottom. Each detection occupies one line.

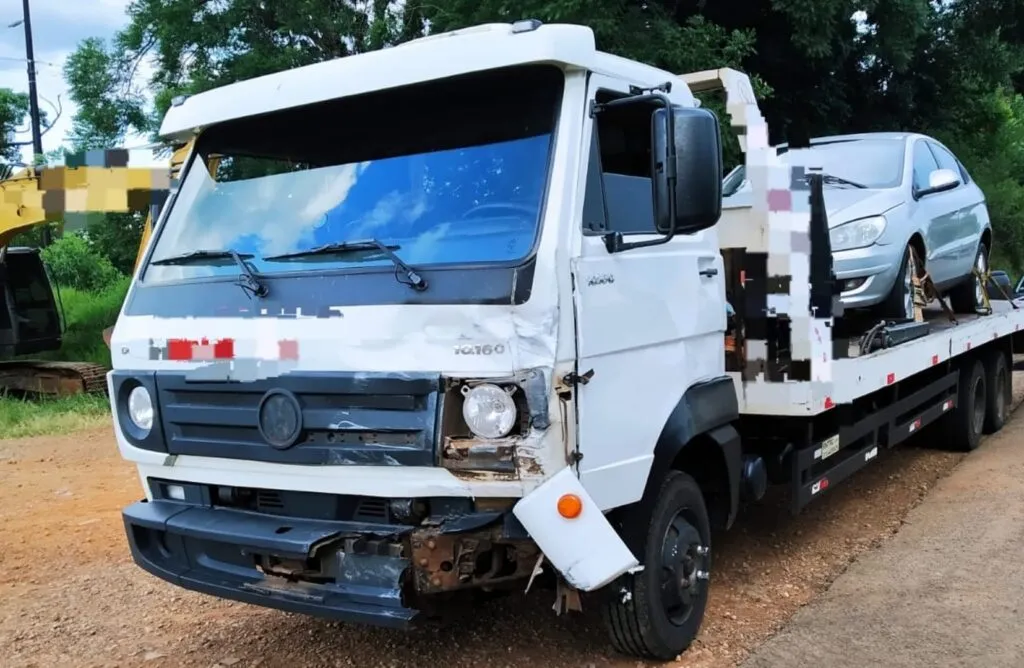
left=158, top=21, right=694, bottom=142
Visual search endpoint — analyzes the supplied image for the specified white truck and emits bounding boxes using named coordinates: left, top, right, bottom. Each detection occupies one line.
left=108, top=20, right=1022, bottom=660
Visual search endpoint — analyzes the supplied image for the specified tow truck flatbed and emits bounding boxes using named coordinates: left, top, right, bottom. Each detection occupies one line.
left=736, top=300, right=1024, bottom=416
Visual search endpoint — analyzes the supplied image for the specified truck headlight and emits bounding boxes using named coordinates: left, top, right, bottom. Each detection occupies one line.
left=461, top=383, right=518, bottom=439
left=127, top=385, right=154, bottom=433
left=829, top=216, right=887, bottom=252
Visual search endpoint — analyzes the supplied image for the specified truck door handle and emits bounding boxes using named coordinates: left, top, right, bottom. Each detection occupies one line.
left=699, top=268, right=718, bottom=277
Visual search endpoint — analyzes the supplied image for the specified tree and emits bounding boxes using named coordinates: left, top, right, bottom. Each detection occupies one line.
left=59, top=37, right=153, bottom=275
left=55, top=0, right=1024, bottom=272
left=116, top=0, right=410, bottom=129
left=63, top=37, right=150, bottom=150
left=0, top=89, right=31, bottom=172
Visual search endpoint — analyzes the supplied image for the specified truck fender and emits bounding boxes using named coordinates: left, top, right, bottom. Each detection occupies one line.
left=608, top=375, right=741, bottom=555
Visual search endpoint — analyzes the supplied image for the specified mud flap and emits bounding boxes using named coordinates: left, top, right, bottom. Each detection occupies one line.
left=512, top=467, right=639, bottom=591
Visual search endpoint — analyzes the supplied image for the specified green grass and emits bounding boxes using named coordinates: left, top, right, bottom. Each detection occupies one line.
left=36, top=277, right=131, bottom=368
left=1, top=277, right=129, bottom=439
left=0, top=391, right=112, bottom=439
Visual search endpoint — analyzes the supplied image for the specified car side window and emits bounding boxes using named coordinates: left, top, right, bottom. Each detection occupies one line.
left=912, top=140, right=939, bottom=193
left=582, top=90, right=660, bottom=235
left=927, top=142, right=962, bottom=185
left=955, top=158, right=972, bottom=184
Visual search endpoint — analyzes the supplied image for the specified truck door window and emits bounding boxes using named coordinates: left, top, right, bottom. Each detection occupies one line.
left=912, top=140, right=939, bottom=194
left=582, top=91, right=659, bottom=235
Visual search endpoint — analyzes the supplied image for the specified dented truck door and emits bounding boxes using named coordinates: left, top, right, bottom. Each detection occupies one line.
left=570, top=73, right=728, bottom=513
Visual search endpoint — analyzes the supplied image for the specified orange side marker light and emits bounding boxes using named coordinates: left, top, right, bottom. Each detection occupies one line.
left=557, top=493, right=583, bottom=519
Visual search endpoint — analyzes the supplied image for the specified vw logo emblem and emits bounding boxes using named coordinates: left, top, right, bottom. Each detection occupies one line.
left=257, top=389, right=303, bottom=450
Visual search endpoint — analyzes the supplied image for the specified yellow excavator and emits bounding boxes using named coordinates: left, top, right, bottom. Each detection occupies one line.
left=0, top=140, right=192, bottom=395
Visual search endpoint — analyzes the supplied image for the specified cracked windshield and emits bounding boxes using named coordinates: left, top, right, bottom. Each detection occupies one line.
left=143, top=66, right=562, bottom=283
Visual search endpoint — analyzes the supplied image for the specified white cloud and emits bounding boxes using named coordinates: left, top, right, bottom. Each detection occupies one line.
left=0, top=0, right=168, bottom=168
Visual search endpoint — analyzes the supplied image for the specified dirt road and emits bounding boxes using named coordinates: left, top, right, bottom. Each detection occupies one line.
left=744, top=385, right=1024, bottom=667
left=2, top=377, right=1022, bottom=668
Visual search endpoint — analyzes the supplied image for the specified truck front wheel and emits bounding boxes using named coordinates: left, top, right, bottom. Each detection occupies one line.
left=601, top=470, right=711, bottom=660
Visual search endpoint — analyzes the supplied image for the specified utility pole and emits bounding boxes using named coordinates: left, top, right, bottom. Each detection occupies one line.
left=20, top=0, right=50, bottom=246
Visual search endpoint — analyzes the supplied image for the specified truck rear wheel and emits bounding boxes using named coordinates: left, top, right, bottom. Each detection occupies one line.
left=940, top=358, right=986, bottom=451
left=983, top=349, right=1011, bottom=435
left=601, top=471, right=711, bottom=660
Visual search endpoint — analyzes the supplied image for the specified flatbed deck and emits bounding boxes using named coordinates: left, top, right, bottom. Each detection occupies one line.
left=736, top=299, right=1024, bottom=416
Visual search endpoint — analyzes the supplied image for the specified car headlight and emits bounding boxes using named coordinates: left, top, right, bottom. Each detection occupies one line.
left=830, top=216, right=887, bottom=252
left=127, top=385, right=154, bottom=433
left=461, top=383, right=518, bottom=439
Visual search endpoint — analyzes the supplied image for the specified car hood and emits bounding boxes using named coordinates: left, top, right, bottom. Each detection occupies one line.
left=824, top=188, right=905, bottom=228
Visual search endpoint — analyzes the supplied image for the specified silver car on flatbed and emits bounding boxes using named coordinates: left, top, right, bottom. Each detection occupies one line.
left=723, top=132, right=993, bottom=319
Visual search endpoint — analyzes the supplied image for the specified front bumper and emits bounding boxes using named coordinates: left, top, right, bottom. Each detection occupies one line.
left=124, top=466, right=642, bottom=624
left=124, top=500, right=423, bottom=627
left=833, top=242, right=905, bottom=309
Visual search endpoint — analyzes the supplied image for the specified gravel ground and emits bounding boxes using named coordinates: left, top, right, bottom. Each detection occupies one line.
left=2, top=371, right=1022, bottom=668
left=745, top=372, right=1024, bottom=667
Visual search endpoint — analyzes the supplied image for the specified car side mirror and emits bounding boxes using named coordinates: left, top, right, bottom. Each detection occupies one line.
left=651, top=105, right=723, bottom=235
left=917, top=168, right=960, bottom=197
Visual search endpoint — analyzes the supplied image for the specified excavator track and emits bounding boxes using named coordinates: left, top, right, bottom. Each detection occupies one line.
left=0, top=360, right=109, bottom=396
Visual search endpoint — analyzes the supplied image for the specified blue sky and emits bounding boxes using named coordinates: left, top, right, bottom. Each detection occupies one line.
left=0, top=0, right=161, bottom=166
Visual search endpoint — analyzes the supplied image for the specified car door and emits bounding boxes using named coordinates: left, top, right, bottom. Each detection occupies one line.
left=927, top=140, right=984, bottom=279
left=910, top=139, right=959, bottom=284
left=570, top=73, right=727, bottom=511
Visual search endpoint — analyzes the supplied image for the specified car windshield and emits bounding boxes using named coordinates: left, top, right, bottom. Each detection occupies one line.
left=779, top=138, right=906, bottom=189
left=143, top=65, right=563, bottom=284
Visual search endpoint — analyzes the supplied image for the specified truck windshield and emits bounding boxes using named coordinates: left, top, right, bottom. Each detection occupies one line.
left=143, top=65, right=564, bottom=284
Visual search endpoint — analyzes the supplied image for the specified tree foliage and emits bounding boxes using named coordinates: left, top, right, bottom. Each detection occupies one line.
left=40, top=232, right=122, bottom=291
left=52, top=0, right=1024, bottom=273
left=0, top=89, right=31, bottom=172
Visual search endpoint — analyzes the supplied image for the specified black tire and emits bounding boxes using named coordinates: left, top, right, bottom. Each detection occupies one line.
left=983, top=349, right=1011, bottom=435
left=938, top=358, right=987, bottom=452
left=601, top=471, right=711, bottom=660
left=949, top=242, right=989, bottom=314
left=879, top=244, right=918, bottom=321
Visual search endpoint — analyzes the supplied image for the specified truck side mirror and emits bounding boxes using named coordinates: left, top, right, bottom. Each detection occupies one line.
left=651, top=106, right=723, bottom=235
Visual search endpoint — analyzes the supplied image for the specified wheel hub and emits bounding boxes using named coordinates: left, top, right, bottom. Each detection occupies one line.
left=903, top=251, right=917, bottom=320
left=974, top=251, right=988, bottom=306
left=659, top=514, right=709, bottom=626
left=972, top=377, right=986, bottom=434
left=996, top=368, right=1008, bottom=419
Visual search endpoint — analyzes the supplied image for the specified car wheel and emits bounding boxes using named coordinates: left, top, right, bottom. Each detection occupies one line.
left=949, top=242, right=989, bottom=314
left=880, top=244, right=918, bottom=321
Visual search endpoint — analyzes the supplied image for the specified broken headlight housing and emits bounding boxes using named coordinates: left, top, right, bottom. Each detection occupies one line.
left=440, top=378, right=533, bottom=474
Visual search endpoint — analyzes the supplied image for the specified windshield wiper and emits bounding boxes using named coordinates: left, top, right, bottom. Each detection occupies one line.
left=264, top=239, right=427, bottom=291
left=150, top=249, right=269, bottom=298
left=814, top=173, right=868, bottom=189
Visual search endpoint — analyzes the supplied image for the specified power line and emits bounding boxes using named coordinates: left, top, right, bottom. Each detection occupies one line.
left=0, top=55, right=58, bottom=68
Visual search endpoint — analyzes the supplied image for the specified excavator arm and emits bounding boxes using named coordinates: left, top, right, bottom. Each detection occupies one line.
left=0, top=139, right=193, bottom=395
left=0, top=140, right=195, bottom=250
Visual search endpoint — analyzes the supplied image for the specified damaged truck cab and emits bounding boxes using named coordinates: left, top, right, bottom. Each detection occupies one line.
left=110, top=20, right=735, bottom=659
